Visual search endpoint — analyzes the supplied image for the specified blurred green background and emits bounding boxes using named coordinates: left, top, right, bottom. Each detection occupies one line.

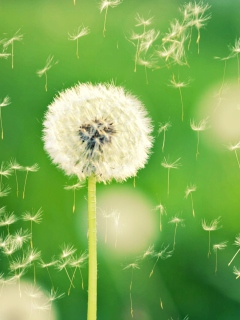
left=1, top=0, right=240, bottom=319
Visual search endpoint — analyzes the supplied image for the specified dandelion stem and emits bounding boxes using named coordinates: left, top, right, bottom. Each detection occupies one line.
left=178, top=87, right=184, bottom=121
left=190, top=193, right=195, bottom=217
left=134, top=38, right=140, bottom=72
left=0, top=108, right=3, bottom=139
left=234, top=149, right=240, bottom=168
left=23, top=170, right=29, bottom=199
left=208, top=231, right=211, bottom=258
left=44, top=72, right=48, bottom=92
left=11, top=42, right=14, bottom=69
left=167, top=168, right=170, bottom=195
left=87, top=174, right=97, bottom=320
left=76, top=39, right=79, bottom=59
left=196, top=131, right=200, bottom=159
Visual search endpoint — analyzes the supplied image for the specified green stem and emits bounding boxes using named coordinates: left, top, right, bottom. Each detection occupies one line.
left=87, top=174, right=97, bottom=320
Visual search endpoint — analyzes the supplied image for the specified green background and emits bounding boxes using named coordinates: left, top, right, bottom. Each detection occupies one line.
left=1, top=0, right=240, bottom=319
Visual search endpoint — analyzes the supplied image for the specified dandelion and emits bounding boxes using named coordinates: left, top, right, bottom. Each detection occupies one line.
left=22, top=163, right=39, bottom=199
left=0, top=95, right=11, bottom=139
left=141, top=244, right=155, bottom=260
left=233, top=266, right=240, bottom=279
left=3, top=29, right=23, bottom=69
left=161, top=157, right=181, bottom=195
left=22, top=207, right=43, bottom=248
left=9, top=158, right=23, bottom=197
left=169, top=215, right=184, bottom=250
left=68, top=25, right=90, bottom=59
left=37, top=55, right=57, bottom=92
left=227, top=142, right=240, bottom=168
left=123, top=262, right=140, bottom=318
left=184, top=184, right=197, bottom=217
left=213, top=241, right=227, bottom=273
left=228, top=234, right=240, bottom=266
left=149, top=245, right=173, bottom=277
left=158, top=121, right=171, bottom=152
left=64, top=181, right=84, bottom=213
left=190, top=118, right=209, bottom=159
left=154, top=203, right=167, bottom=232
left=0, top=161, right=12, bottom=186
left=12, top=228, right=31, bottom=249
left=169, top=75, right=190, bottom=121
left=43, top=82, right=153, bottom=320
left=99, top=0, right=122, bottom=37
left=202, top=217, right=221, bottom=257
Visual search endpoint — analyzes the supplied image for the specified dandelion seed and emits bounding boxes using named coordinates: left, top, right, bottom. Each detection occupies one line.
left=60, top=243, right=77, bottom=260
left=37, top=55, right=57, bottom=92
left=169, top=75, right=190, bottom=121
left=43, top=82, right=153, bottom=320
left=141, top=244, right=155, bottom=260
left=123, top=262, right=140, bottom=318
left=64, top=181, right=84, bottom=213
left=227, top=142, right=240, bottom=168
left=154, top=203, right=167, bottom=232
left=39, top=257, right=58, bottom=289
left=149, top=245, right=172, bottom=277
left=68, top=25, right=90, bottom=59
left=23, top=247, right=41, bottom=284
left=202, top=217, right=221, bottom=257
left=22, top=208, right=42, bottom=248
left=0, top=161, right=12, bottom=187
left=233, top=266, right=240, bottom=279
left=229, top=38, right=240, bottom=84
left=139, top=29, right=160, bottom=54
left=57, top=258, right=75, bottom=292
left=135, top=13, right=154, bottom=33
left=184, top=184, right=197, bottom=217
left=3, top=29, right=23, bottom=69
left=190, top=118, right=209, bottom=159
left=68, top=252, right=88, bottom=294
left=0, top=184, right=11, bottom=197
left=137, top=56, right=155, bottom=84
left=0, top=212, right=17, bottom=234
left=1, top=234, right=18, bottom=255
left=12, top=228, right=31, bottom=249
left=161, top=157, right=181, bottom=195
left=158, top=122, right=171, bottom=152
left=9, top=158, right=23, bottom=197
left=99, top=0, right=122, bottom=37
left=213, top=241, right=227, bottom=273
left=228, top=234, right=240, bottom=266
left=0, top=96, right=11, bottom=139
left=22, top=163, right=39, bottom=199
left=129, top=31, right=145, bottom=72
left=169, top=216, right=184, bottom=250
left=0, top=52, right=11, bottom=59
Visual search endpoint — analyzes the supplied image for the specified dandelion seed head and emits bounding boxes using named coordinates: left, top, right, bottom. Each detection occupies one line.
left=135, top=13, right=154, bottom=27
left=161, top=157, right=181, bottom=169
left=213, top=241, right=227, bottom=252
left=185, top=184, right=197, bottom=198
left=99, top=0, right=122, bottom=12
left=43, top=83, right=153, bottom=183
left=190, top=118, right=209, bottom=131
left=68, top=25, right=90, bottom=41
left=0, top=96, right=11, bottom=107
left=202, top=217, right=221, bottom=232
left=158, top=122, right=171, bottom=134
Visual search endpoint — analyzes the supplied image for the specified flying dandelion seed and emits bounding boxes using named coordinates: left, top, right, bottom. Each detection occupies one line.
left=184, top=184, right=197, bottom=217
left=0, top=161, right=12, bottom=187
left=3, top=29, right=23, bottom=69
left=233, top=266, right=240, bottom=279
left=129, top=31, right=145, bottom=73
left=0, top=184, right=11, bottom=197
left=135, top=13, right=154, bottom=34
left=22, top=163, right=39, bottom=199
left=169, top=216, right=184, bottom=250
left=57, top=258, right=75, bottom=293
left=190, top=118, right=209, bottom=159
left=229, top=38, right=240, bottom=85
left=22, top=207, right=43, bottom=248
left=123, top=262, right=140, bottom=318
left=39, top=258, right=58, bottom=289
left=99, top=0, right=122, bottom=37
left=0, top=96, right=11, bottom=140
left=227, top=141, right=240, bottom=168
left=149, top=245, right=172, bottom=277
left=37, top=55, right=58, bottom=92
left=137, top=56, right=155, bottom=84
left=68, top=25, right=90, bottom=59
left=228, top=234, right=240, bottom=266
left=202, top=217, right=221, bottom=258
left=68, top=252, right=88, bottom=294
left=9, top=159, right=23, bottom=197
left=154, top=203, right=166, bottom=232
left=158, top=122, right=171, bottom=152
left=213, top=241, right=227, bottom=273
left=0, top=52, right=11, bottom=59
left=64, top=181, right=84, bottom=213
left=0, top=212, right=17, bottom=235
left=161, top=157, right=181, bottom=195
left=169, top=75, right=190, bottom=121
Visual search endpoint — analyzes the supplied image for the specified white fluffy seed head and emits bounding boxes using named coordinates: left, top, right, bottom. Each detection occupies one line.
left=42, top=82, right=153, bottom=183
